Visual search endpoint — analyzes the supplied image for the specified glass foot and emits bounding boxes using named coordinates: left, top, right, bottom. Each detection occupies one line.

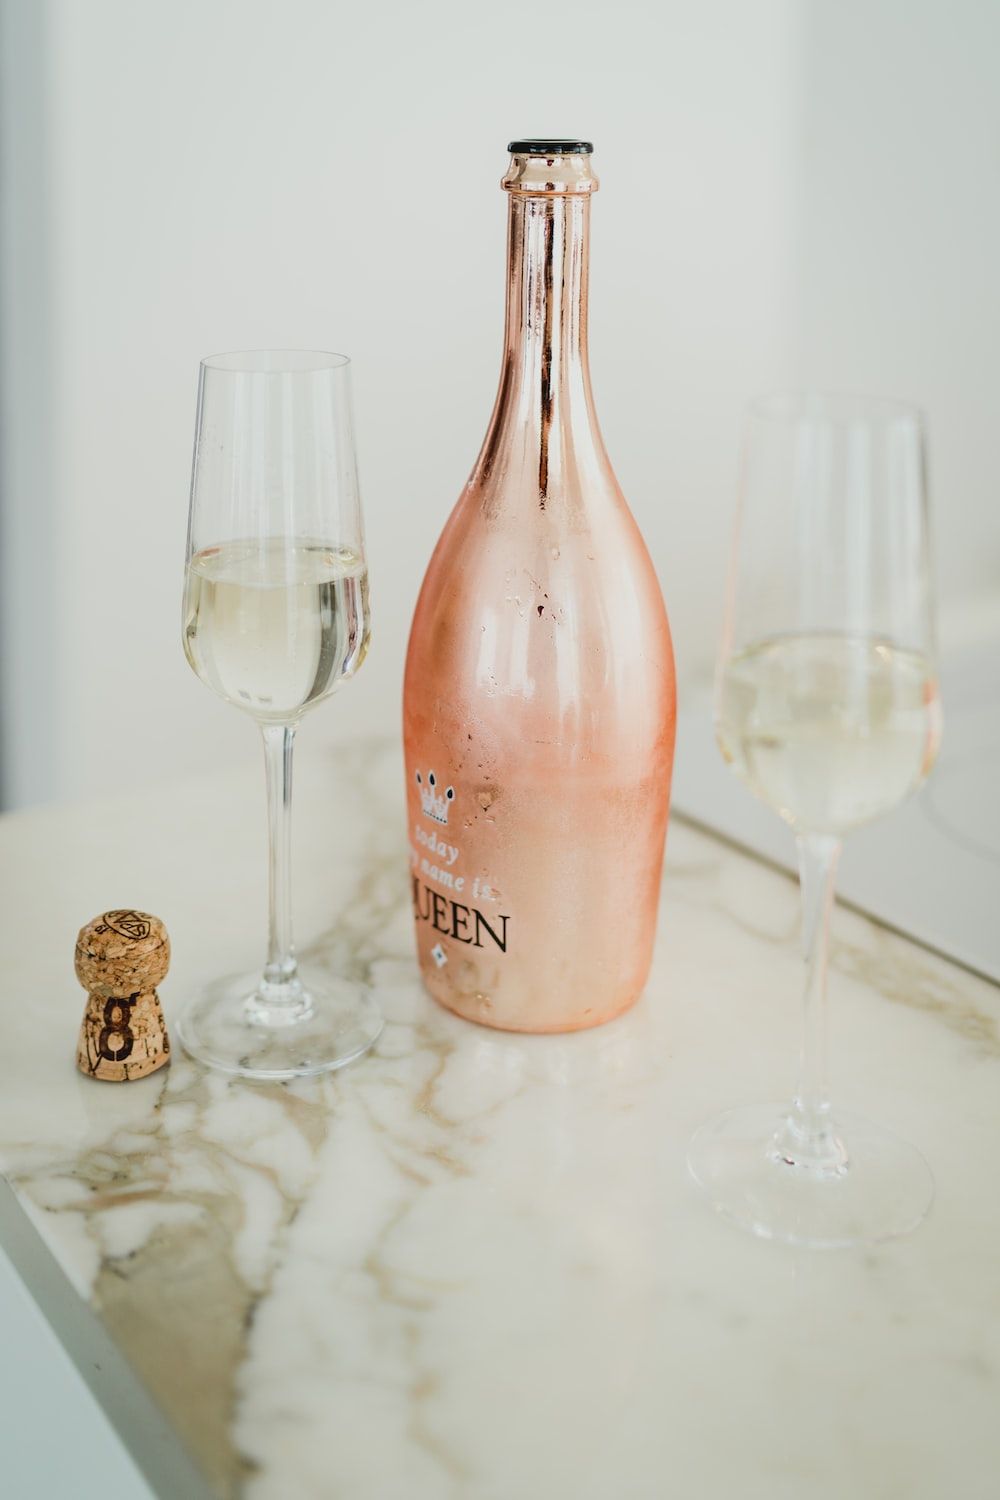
left=687, top=1103, right=933, bottom=1249
left=178, top=969, right=383, bottom=1080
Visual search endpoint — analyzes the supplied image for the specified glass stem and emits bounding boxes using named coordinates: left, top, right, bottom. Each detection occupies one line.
left=774, top=832, right=846, bottom=1173
left=261, top=723, right=299, bottom=995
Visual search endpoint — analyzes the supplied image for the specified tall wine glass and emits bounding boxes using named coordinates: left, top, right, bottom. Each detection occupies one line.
left=179, top=350, right=382, bottom=1079
left=688, top=393, right=942, bottom=1247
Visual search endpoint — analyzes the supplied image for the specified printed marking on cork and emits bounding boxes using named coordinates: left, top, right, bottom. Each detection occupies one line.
left=74, top=909, right=171, bottom=1082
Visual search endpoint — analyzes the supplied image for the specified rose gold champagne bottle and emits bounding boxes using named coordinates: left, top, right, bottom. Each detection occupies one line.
left=403, top=139, right=676, bottom=1032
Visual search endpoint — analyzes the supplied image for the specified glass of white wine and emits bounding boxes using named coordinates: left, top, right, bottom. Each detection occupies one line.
left=179, top=350, right=382, bottom=1079
left=688, top=393, right=942, bottom=1247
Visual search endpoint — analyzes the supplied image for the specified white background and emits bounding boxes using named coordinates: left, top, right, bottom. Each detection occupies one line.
left=1, top=0, right=999, bottom=810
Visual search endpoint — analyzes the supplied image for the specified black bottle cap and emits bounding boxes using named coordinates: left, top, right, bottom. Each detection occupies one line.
left=507, top=138, right=594, bottom=155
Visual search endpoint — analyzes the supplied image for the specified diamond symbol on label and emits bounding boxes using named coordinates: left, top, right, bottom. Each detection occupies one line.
left=431, top=943, right=447, bottom=968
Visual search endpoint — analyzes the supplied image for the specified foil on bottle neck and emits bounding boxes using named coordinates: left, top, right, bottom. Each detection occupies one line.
left=502, top=151, right=599, bottom=196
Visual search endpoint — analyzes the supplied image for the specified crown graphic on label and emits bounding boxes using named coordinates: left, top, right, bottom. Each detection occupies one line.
left=415, top=769, right=455, bottom=825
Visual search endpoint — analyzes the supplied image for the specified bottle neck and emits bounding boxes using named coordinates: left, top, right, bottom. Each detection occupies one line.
left=477, top=191, right=603, bottom=506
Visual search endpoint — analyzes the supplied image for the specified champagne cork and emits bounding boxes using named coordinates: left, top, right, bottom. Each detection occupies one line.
left=75, top=910, right=171, bottom=1081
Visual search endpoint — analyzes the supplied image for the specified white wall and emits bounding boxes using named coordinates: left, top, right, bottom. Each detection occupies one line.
left=0, top=0, right=798, bottom=807
left=792, top=0, right=1000, bottom=618
left=1, top=0, right=997, bottom=810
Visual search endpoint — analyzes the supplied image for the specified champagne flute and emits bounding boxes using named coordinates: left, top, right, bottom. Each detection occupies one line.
left=688, top=393, right=942, bottom=1247
left=179, top=350, right=382, bottom=1079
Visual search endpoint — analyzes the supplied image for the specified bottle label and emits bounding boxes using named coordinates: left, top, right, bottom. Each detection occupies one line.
left=408, top=767, right=510, bottom=964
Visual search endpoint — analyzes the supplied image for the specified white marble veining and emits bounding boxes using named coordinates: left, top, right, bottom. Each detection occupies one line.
left=1, top=738, right=999, bottom=1498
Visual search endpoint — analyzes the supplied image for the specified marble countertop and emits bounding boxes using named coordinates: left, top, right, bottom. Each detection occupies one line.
left=1, top=738, right=998, bottom=1499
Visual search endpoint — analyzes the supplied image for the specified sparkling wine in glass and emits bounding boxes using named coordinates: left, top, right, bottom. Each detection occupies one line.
left=688, top=393, right=941, bottom=1248
left=179, top=350, right=381, bottom=1079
